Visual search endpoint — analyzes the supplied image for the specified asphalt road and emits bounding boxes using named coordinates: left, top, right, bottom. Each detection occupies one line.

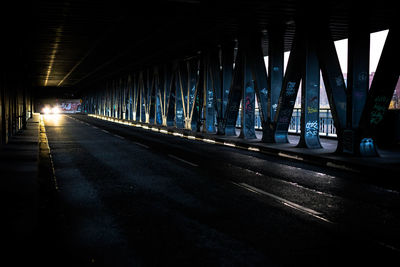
left=38, top=114, right=400, bottom=266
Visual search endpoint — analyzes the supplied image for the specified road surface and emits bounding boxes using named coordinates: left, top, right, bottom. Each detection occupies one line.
left=38, top=114, right=400, bottom=266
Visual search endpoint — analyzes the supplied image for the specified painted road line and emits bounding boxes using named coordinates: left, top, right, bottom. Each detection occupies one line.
left=326, top=162, right=356, bottom=172
left=172, top=132, right=183, bottom=137
left=91, top=126, right=98, bottom=129
left=39, top=115, right=59, bottom=191
left=377, top=241, right=400, bottom=252
left=231, top=181, right=333, bottom=224
left=168, top=154, right=198, bottom=167
left=224, top=142, right=236, bottom=147
left=101, top=129, right=110, bottom=134
left=278, top=152, right=303, bottom=161
left=113, top=134, right=125, bottom=140
left=133, top=142, right=149, bottom=149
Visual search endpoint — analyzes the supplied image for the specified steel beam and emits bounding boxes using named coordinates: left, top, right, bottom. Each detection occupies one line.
left=239, top=43, right=256, bottom=139
left=175, top=63, right=185, bottom=128
left=176, top=59, right=199, bottom=130
left=224, top=43, right=243, bottom=136
left=132, top=73, right=140, bottom=121
left=316, top=24, right=348, bottom=152
left=297, top=29, right=322, bottom=149
left=186, top=58, right=200, bottom=131
left=148, top=68, right=156, bottom=124
left=153, top=68, right=162, bottom=125
left=274, top=31, right=304, bottom=143
left=348, top=24, right=369, bottom=129
left=338, top=22, right=370, bottom=154
left=203, top=49, right=218, bottom=133
left=127, top=75, right=133, bottom=120
left=359, top=27, right=400, bottom=156
left=264, top=24, right=284, bottom=142
left=218, top=41, right=235, bottom=135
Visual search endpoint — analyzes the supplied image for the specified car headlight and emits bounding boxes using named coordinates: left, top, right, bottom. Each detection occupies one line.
left=52, top=107, right=60, bottom=114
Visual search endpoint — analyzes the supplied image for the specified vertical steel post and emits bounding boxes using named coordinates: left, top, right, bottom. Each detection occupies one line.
left=239, top=44, right=256, bottom=139
left=265, top=24, right=284, bottom=142
left=218, top=41, right=235, bottom=134
left=186, top=58, right=199, bottom=131
left=154, top=68, right=163, bottom=125
left=344, top=21, right=370, bottom=154
left=298, top=27, right=322, bottom=149
left=203, top=50, right=216, bottom=133
left=245, top=31, right=269, bottom=141
left=316, top=23, right=347, bottom=152
left=175, top=63, right=185, bottom=128
left=359, top=27, right=399, bottom=156
left=274, top=30, right=304, bottom=143
left=224, top=43, right=243, bottom=136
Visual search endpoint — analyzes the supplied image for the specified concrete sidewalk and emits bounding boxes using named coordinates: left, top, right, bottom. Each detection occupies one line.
left=176, top=128, right=400, bottom=189
left=224, top=129, right=400, bottom=177
left=1, top=114, right=40, bottom=257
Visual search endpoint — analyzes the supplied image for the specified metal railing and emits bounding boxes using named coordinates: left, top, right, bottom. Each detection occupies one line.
left=236, top=108, right=337, bottom=137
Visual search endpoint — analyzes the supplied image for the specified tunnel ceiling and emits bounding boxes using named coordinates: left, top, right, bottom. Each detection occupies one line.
left=26, top=0, right=397, bottom=93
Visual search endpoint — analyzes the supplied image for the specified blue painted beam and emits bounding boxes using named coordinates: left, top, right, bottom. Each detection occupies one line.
left=298, top=29, right=322, bottom=149
left=274, top=31, right=304, bottom=143
left=359, top=27, right=400, bottom=156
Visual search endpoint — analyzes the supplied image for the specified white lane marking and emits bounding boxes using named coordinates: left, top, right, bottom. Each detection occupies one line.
left=377, top=241, right=400, bottom=252
left=102, top=129, right=110, bottom=134
left=326, top=162, right=356, bottom=172
left=133, top=142, right=149, bottom=149
left=278, top=152, right=303, bottom=161
left=113, top=134, right=125, bottom=140
left=168, top=154, right=198, bottom=167
left=92, top=126, right=98, bottom=129
left=172, top=132, right=183, bottom=137
left=242, top=166, right=335, bottom=198
left=224, top=142, right=236, bottom=147
left=231, top=181, right=333, bottom=224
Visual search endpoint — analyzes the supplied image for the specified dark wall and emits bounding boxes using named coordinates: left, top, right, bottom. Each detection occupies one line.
left=0, top=74, right=33, bottom=145
left=0, top=13, right=32, bottom=145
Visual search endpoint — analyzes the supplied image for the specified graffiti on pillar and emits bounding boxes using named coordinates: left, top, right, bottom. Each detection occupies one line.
left=358, top=72, right=368, bottom=82
left=243, top=84, right=256, bottom=138
left=207, top=90, right=213, bottom=108
left=244, top=93, right=255, bottom=133
left=278, top=109, right=291, bottom=123
left=190, top=86, right=196, bottom=107
left=245, top=95, right=252, bottom=112
left=286, top=81, right=297, bottom=96
left=307, top=107, right=318, bottom=113
left=176, top=109, right=184, bottom=121
left=307, top=96, right=319, bottom=115
left=335, top=75, right=344, bottom=87
left=261, top=88, right=267, bottom=96
left=370, top=95, right=389, bottom=125
left=305, top=120, right=318, bottom=137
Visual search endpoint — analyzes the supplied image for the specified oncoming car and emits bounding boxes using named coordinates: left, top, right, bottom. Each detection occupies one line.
left=42, top=105, right=61, bottom=114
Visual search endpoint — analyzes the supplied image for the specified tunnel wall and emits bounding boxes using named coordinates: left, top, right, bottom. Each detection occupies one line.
left=0, top=73, right=33, bottom=145
left=0, top=18, right=33, bottom=145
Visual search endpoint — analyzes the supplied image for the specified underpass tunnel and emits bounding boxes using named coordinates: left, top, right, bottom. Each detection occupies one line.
left=1, top=1, right=400, bottom=265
